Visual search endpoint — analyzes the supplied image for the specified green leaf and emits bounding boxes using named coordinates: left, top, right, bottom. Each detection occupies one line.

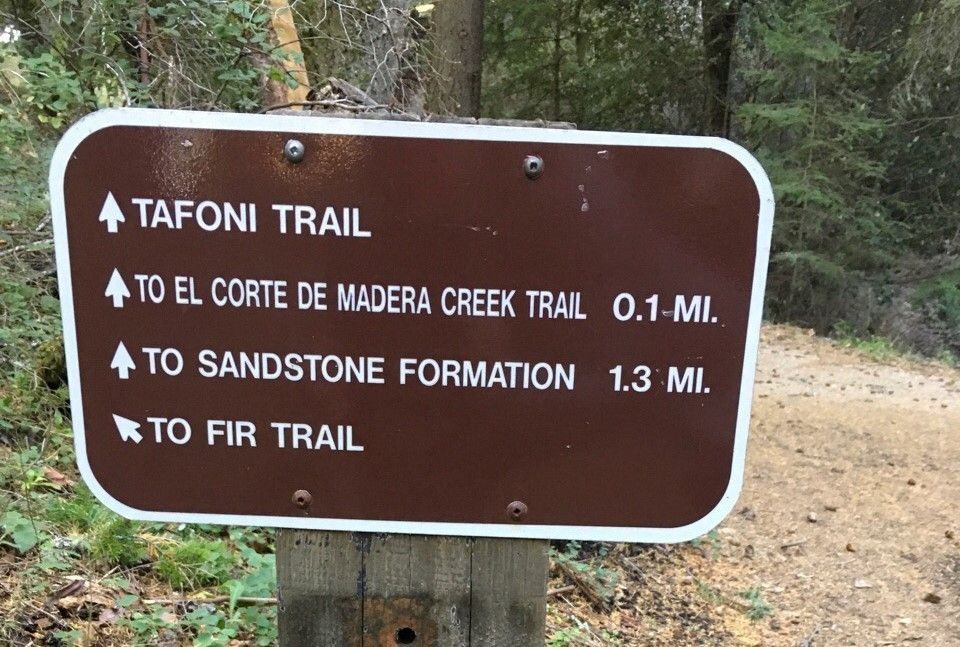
left=117, top=593, right=139, bottom=607
left=1, top=511, right=40, bottom=553
left=225, top=579, right=244, bottom=613
left=40, top=294, right=60, bottom=312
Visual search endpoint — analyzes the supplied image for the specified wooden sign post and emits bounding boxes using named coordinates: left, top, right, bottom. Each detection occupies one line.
left=277, top=531, right=547, bottom=645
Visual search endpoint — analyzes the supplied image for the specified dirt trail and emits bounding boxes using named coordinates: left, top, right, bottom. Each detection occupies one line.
left=713, top=325, right=960, bottom=646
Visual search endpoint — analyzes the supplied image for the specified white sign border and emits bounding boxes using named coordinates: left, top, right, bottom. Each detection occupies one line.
left=50, top=108, right=774, bottom=543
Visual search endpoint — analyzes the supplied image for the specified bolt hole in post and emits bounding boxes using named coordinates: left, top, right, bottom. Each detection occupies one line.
left=395, top=627, right=417, bottom=644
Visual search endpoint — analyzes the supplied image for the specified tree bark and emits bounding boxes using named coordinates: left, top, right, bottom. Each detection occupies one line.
left=364, top=0, right=418, bottom=107
left=136, top=0, right=151, bottom=85
left=702, top=0, right=743, bottom=136
left=268, top=0, right=311, bottom=107
left=428, top=0, right=486, bottom=117
left=552, top=1, right=564, bottom=121
left=571, top=0, right=586, bottom=124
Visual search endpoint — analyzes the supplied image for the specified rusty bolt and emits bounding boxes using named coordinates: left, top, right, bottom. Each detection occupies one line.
left=284, top=139, right=305, bottom=163
left=507, top=500, right=528, bottom=521
left=292, top=489, right=312, bottom=509
left=523, top=155, right=544, bottom=180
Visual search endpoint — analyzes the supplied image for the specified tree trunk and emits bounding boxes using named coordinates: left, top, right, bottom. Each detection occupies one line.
left=571, top=0, right=586, bottom=125
left=552, top=2, right=564, bottom=121
left=268, top=0, right=311, bottom=107
left=428, top=0, right=486, bottom=117
left=136, top=0, right=151, bottom=85
left=252, top=0, right=311, bottom=109
left=702, top=0, right=742, bottom=136
left=364, top=0, right=418, bottom=107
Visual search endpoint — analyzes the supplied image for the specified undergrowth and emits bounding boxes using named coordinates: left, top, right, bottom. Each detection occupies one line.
left=830, top=320, right=958, bottom=366
left=0, top=114, right=277, bottom=645
left=0, top=430, right=279, bottom=645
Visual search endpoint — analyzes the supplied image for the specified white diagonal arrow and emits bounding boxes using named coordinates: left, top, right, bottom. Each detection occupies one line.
left=112, top=414, right=142, bottom=444
left=98, top=192, right=125, bottom=234
left=104, top=269, right=130, bottom=308
left=110, top=341, right=136, bottom=379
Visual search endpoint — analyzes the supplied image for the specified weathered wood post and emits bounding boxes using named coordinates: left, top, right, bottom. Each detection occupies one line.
left=277, top=531, right=548, bottom=645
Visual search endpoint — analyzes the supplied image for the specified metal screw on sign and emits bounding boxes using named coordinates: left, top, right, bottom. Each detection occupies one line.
left=292, top=489, right=312, bottom=509
left=284, top=139, right=306, bottom=163
left=507, top=500, right=528, bottom=521
left=523, top=155, right=544, bottom=180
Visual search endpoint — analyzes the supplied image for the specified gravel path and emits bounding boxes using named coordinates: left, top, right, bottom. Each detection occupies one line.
left=713, top=325, right=960, bottom=646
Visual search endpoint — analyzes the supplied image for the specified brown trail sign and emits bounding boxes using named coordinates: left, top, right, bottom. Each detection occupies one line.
left=51, top=108, right=772, bottom=644
left=51, top=108, right=772, bottom=541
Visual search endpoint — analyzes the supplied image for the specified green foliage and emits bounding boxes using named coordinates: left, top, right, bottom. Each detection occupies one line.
left=46, top=484, right=101, bottom=530
left=914, top=271, right=960, bottom=330
left=698, top=580, right=774, bottom=621
left=0, top=278, right=60, bottom=356
left=2, top=446, right=276, bottom=642
left=122, top=606, right=179, bottom=643
left=482, top=0, right=960, bottom=354
left=832, top=321, right=902, bottom=361
left=737, top=0, right=896, bottom=327
left=548, top=627, right=583, bottom=646
left=739, top=587, right=773, bottom=620
left=0, top=510, right=40, bottom=553
left=178, top=599, right=277, bottom=647
left=696, top=579, right=725, bottom=606
left=484, top=0, right=704, bottom=131
left=0, top=115, right=59, bottom=382
left=229, top=533, right=277, bottom=601
left=689, top=528, right=722, bottom=558
left=0, top=0, right=288, bottom=129
left=89, top=517, right=148, bottom=567
left=155, top=536, right=238, bottom=590
left=117, top=530, right=276, bottom=645
left=551, top=541, right=619, bottom=603
left=18, top=52, right=87, bottom=128
left=886, top=2, right=960, bottom=256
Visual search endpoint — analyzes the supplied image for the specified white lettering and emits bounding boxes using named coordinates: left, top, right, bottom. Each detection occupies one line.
left=398, top=358, right=575, bottom=390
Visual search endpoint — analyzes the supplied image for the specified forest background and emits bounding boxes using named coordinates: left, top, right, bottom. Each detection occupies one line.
left=4, top=0, right=960, bottom=359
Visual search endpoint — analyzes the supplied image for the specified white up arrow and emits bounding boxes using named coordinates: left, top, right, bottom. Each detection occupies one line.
left=98, top=192, right=125, bottom=233
left=104, top=269, right=130, bottom=308
left=112, top=414, right=143, bottom=444
left=110, top=342, right=136, bottom=379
